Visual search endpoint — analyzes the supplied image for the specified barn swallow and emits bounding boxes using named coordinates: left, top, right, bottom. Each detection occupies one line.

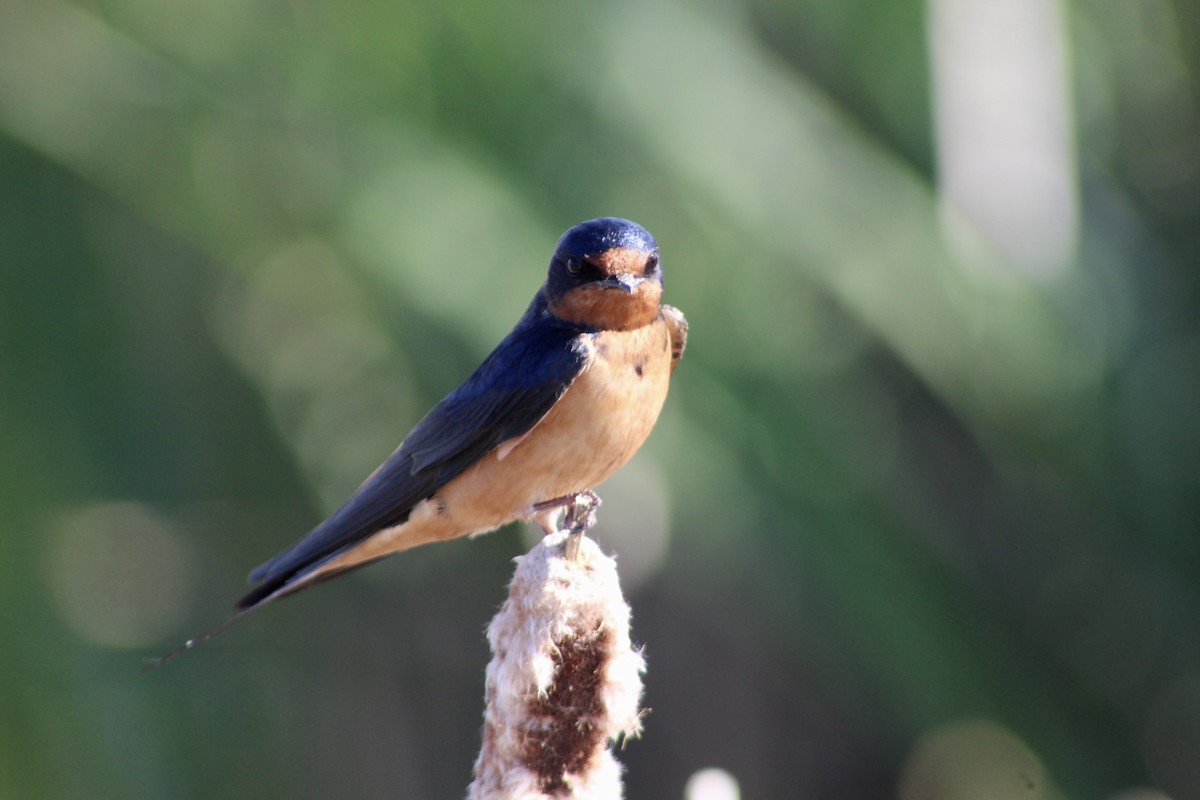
left=150, top=217, right=685, bottom=665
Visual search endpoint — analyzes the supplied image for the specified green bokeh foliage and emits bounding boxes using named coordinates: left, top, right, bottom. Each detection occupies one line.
left=2, top=0, right=1198, bottom=797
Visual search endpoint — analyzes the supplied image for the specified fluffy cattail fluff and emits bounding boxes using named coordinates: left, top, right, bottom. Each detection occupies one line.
left=468, top=531, right=645, bottom=800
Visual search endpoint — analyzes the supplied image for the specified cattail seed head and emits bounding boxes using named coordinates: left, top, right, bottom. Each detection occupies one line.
left=468, top=531, right=645, bottom=800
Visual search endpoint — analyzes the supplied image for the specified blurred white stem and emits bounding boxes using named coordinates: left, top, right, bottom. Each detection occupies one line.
left=928, top=0, right=1078, bottom=278
left=468, top=531, right=645, bottom=800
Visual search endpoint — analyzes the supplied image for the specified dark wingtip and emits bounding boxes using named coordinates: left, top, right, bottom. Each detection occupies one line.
left=236, top=576, right=287, bottom=610
left=146, top=551, right=354, bottom=672
left=237, top=557, right=358, bottom=610
left=247, top=551, right=284, bottom=584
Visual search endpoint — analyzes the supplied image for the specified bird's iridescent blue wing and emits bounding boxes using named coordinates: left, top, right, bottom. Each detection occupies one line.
left=238, top=301, right=588, bottom=608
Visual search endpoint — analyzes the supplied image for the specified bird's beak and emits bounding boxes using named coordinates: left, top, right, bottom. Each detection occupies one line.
left=601, top=274, right=646, bottom=293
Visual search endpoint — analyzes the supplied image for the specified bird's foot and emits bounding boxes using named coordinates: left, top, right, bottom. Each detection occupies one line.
left=563, top=489, right=600, bottom=533
left=564, top=490, right=600, bottom=561
left=532, top=490, right=601, bottom=560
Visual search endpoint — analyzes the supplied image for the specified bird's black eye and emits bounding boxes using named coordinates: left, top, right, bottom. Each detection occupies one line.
left=645, top=254, right=660, bottom=273
left=566, top=256, right=582, bottom=275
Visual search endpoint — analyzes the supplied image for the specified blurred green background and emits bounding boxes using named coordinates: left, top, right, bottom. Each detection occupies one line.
left=2, top=0, right=1199, bottom=797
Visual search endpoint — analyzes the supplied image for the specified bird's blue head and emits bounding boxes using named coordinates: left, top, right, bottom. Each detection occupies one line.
left=544, top=218, right=663, bottom=331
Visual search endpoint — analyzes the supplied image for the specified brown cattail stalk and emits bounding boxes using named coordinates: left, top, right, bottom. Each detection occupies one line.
left=468, top=531, right=645, bottom=800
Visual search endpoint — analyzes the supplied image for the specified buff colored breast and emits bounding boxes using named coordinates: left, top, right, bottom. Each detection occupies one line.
left=313, top=312, right=674, bottom=574
left=438, top=312, right=673, bottom=530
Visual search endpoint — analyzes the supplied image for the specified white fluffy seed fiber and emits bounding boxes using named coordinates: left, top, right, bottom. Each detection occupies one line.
left=468, top=531, right=645, bottom=800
